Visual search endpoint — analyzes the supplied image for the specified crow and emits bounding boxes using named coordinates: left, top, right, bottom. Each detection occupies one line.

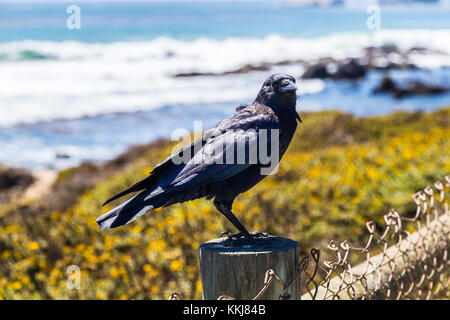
left=96, top=73, right=301, bottom=239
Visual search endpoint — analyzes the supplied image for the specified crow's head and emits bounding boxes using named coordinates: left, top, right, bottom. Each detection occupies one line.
left=254, top=73, right=301, bottom=122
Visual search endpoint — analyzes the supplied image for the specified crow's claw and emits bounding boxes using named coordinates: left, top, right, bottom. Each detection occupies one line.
left=219, top=231, right=245, bottom=240
left=219, top=231, right=272, bottom=241
left=219, top=231, right=233, bottom=238
left=249, top=231, right=272, bottom=238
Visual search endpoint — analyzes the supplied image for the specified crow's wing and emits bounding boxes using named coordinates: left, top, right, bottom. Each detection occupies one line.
left=145, top=111, right=281, bottom=199
left=102, top=127, right=222, bottom=206
left=103, top=107, right=279, bottom=205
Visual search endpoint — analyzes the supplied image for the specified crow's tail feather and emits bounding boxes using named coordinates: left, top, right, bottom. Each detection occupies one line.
left=96, top=190, right=171, bottom=230
left=102, top=175, right=156, bottom=206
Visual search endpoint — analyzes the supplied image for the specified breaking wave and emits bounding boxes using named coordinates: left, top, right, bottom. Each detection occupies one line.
left=1, top=29, right=450, bottom=127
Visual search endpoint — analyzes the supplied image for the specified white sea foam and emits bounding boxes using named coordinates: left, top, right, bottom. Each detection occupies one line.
left=1, top=29, right=449, bottom=127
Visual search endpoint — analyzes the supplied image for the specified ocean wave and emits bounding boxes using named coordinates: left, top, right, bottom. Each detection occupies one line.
left=0, top=49, right=56, bottom=61
left=1, top=29, right=449, bottom=127
left=2, top=30, right=450, bottom=63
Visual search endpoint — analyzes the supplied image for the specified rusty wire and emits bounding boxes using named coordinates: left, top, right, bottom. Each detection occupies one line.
left=169, top=176, right=449, bottom=300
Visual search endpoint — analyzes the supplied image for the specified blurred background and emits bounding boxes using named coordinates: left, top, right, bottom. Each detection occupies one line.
left=1, top=0, right=450, bottom=169
left=0, top=0, right=449, bottom=299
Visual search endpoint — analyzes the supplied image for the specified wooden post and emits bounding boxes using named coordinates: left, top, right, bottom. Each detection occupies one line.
left=199, top=236, right=301, bottom=300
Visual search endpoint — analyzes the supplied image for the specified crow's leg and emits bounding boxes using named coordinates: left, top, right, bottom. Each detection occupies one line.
left=213, top=199, right=251, bottom=239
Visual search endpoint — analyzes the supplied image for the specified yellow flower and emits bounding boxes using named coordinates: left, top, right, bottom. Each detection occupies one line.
left=309, top=167, right=321, bottom=178
left=5, top=225, right=20, bottom=234
left=151, top=285, right=159, bottom=294
left=11, top=281, right=22, bottom=290
left=28, top=242, right=40, bottom=251
left=142, top=264, right=152, bottom=273
left=1, top=250, right=11, bottom=260
left=170, top=260, right=183, bottom=272
left=109, top=268, right=120, bottom=278
left=75, top=243, right=85, bottom=252
left=150, top=239, right=166, bottom=251
left=196, top=280, right=203, bottom=292
left=62, top=246, right=72, bottom=254
left=131, top=225, right=142, bottom=233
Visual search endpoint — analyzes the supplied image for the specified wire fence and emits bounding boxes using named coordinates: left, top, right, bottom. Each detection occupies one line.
left=169, top=175, right=449, bottom=300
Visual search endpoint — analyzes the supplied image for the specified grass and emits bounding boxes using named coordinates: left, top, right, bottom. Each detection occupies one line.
left=0, top=107, right=448, bottom=299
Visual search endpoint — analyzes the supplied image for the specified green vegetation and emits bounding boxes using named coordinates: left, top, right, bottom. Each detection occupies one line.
left=0, top=108, right=448, bottom=299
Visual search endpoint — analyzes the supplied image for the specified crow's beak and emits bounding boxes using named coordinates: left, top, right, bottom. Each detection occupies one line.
left=279, top=79, right=298, bottom=93
left=296, top=112, right=303, bottom=123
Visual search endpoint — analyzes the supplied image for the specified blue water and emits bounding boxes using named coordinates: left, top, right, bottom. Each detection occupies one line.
left=2, top=1, right=450, bottom=42
left=1, top=1, right=449, bottom=169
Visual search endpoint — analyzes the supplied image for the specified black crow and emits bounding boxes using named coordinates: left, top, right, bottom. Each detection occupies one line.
left=96, top=73, right=301, bottom=239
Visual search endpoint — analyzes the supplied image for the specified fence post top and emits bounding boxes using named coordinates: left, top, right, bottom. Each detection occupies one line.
left=200, top=236, right=298, bottom=254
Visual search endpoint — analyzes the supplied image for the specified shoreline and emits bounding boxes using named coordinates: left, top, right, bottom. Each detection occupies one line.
left=1, top=106, right=448, bottom=174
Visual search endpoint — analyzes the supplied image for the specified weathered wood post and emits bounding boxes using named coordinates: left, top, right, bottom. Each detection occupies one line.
left=199, top=236, right=301, bottom=300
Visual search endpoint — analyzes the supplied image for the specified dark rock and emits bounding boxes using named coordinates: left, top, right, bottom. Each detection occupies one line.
left=364, top=45, right=417, bottom=70
left=402, top=82, right=448, bottom=98
left=302, top=58, right=366, bottom=80
left=301, top=63, right=329, bottom=79
left=373, top=76, right=397, bottom=94
left=365, top=44, right=400, bottom=56
left=372, top=62, right=417, bottom=71
left=173, top=63, right=271, bottom=78
left=174, top=60, right=301, bottom=78
left=223, top=63, right=271, bottom=75
left=373, top=76, right=449, bottom=99
left=174, top=71, right=216, bottom=78
left=334, top=58, right=367, bottom=79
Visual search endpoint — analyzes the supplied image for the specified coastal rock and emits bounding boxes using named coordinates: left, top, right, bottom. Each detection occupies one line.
left=364, top=45, right=417, bottom=70
left=364, top=44, right=400, bottom=57
left=301, top=58, right=366, bottom=80
left=334, top=58, right=367, bottom=79
left=174, top=63, right=273, bottom=78
left=173, top=44, right=426, bottom=80
left=373, top=76, right=449, bottom=99
left=174, top=60, right=302, bottom=78
left=373, top=76, right=397, bottom=94
left=301, top=63, right=329, bottom=79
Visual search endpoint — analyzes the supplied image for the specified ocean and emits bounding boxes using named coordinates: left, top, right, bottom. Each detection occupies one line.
left=1, top=1, right=450, bottom=169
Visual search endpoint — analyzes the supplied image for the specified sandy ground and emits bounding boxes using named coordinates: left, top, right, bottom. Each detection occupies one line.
left=22, top=169, right=57, bottom=203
